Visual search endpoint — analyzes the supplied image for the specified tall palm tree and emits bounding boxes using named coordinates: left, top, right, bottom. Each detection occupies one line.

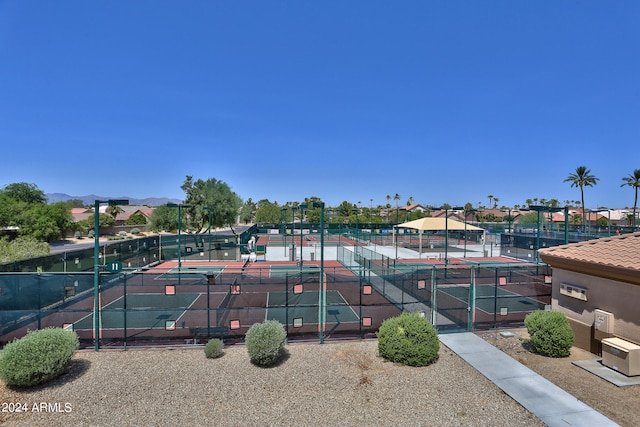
left=564, top=166, right=599, bottom=232
left=487, top=195, right=494, bottom=209
left=386, top=195, right=391, bottom=224
left=406, top=196, right=414, bottom=221
left=393, top=193, right=400, bottom=224
left=621, top=169, right=640, bottom=230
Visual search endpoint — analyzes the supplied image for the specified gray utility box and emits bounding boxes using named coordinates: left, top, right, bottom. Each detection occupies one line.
left=601, top=337, right=640, bottom=377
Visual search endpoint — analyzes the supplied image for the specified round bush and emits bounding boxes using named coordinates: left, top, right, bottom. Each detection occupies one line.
left=0, top=328, right=79, bottom=387
left=524, top=310, right=574, bottom=358
left=377, top=312, right=440, bottom=367
left=130, top=228, right=140, bottom=235
left=204, top=338, right=224, bottom=359
left=245, top=320, right=287, bottom=366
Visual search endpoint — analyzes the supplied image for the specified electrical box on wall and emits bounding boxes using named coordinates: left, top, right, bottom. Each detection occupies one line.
left=594, top=309, right=615, bottom=341
left=595, top=309, right=614, bottom=333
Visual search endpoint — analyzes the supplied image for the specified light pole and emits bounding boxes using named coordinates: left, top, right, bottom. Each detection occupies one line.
left=93, top=199, right=128, bottom=351
left=308, top=201, right=325, bottom=343
left=452, top=207, right=475, bottom=258
left=203, top=207, right=212, bottom=262
left=281, top=207, right=288, bottom=260
left=444, top=208, right=449, bottom=264
left=530, top=205, right=567, bottom=261
left=592, top=208, right=611, bottom=236
left=166, top=203, right=192, bottom=270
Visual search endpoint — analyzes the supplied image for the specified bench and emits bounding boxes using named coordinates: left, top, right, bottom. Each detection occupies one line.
left=189, top=326, right=230, bottom=342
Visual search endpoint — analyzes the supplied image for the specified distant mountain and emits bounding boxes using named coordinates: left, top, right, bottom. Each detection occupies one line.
left=46, top=193, right=182, bottom=206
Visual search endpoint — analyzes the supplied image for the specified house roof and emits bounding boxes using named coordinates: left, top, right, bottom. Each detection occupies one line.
left=539, top=232, right=640, bottom=286
left=398, top=203, right=426, bottom=212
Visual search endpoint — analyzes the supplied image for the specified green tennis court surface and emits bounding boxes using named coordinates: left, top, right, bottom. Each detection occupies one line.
left=268, top=264, right=320, bottom=278
left=440, top=285, right=548, bottom=314
left=73, top=293, right=201, bottom=330
left=393, top=263, right=433, bottom=273
left=266, top=290, right=359, bottom=325
left=156, top=265, right=226, bottom=280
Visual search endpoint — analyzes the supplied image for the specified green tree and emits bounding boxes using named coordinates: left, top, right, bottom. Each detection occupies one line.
left=0, top=237, right=50, bottom=263
left=65, top=199, right=86, bottom=208
left=254, top=201, right=281, bottom=224
left=78, top=213, right=116, bottom=233
left=239, top=198, right=257, bottom=224
left=621, top=169, right=640, bottom=230
left=1, top=182, right=46, bottom=204
left=18, top=202, right=74, bottom=242
left=181, top=176, right=243, bottom=231
left=0, top=191, right=24, bottom=227
left=564, top=166, right=598, bottom=232
left=148, top=205, right=179, bottom=232
left=335, top=201, right=356, bottom=222
left=125, top=212, right=148, bottom=226
left=517, top=211, right=550, bottom=225
left=0, top=184, right=72, bottom=242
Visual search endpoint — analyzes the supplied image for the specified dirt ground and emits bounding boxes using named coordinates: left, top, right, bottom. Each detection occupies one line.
left=476, top=329, right=640, bottom=427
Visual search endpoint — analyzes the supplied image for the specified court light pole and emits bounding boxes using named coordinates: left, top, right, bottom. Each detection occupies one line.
left=93, top=199, right=128, bottom=351
left=452, top=207, right=473, bottom=258
left=281, top=207, right=288, bottom=260
left=166, top=203, right=192, bottom=270
left=444, top=208, right=449, bottom=264
left=592, top=208, right=611, bottom=236
left=309, top=201, right=325, bottom=343
left=203, top=207, right=212, bottom=262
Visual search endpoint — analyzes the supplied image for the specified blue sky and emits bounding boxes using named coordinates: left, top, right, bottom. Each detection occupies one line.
left=1, top=1, right=639, bottom=209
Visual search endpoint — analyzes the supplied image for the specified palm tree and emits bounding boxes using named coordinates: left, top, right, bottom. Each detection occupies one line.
left=621, top=169, right=640, bottom=230
left=393, top=193, right=400, bottom=224
left=386, top=195, right=391, bottom=224
left=564, top=166, right=599, bottom=232
left=487, top=195, right=494, bottom=209
left=492, top=197, right=499, bottom=209
left=406, top=196, right=414, bottom=221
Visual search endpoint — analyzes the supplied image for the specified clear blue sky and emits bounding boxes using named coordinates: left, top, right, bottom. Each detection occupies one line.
left=1, top=1, right=639, bottom=209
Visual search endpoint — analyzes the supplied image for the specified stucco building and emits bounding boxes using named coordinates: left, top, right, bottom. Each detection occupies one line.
left=539, top=232, right=640, bottom=354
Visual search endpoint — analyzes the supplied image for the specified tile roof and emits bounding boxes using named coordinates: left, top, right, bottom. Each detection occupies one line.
left=539, top=232, right=640, bottom=285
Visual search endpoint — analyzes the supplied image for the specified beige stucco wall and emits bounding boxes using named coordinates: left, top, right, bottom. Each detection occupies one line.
left=551, top=268, right=640, bottom=345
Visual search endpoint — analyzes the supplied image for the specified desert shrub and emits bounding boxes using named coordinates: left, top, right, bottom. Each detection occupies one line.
left=524, top=310, right=574, bottom=357
left=377, top=312, right=440, bottom=367
left=130, top=228, right=141, bottom=235
left=73, top=231, right=83, bottom=239
left=245, top=320, right=287, bottom=366
left=87, top=230, right=95, bottom=239
left=0, top=328, right=79, bottom=387
left=204, top=338, right=224, bottom=359
left=118, top=231, right=127, bottom=237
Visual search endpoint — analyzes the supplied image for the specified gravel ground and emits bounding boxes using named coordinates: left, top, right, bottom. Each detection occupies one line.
left=0, top=340, right=543, bottom=427
left=478, top=329, right=640, bottom=427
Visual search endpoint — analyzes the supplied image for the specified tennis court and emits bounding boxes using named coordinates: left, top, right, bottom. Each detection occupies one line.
left=440, top=284, right=549, bottom=314
left=155, top=265, right=227, bottom=281
left=72, top=293, right=202, bottom=331
left=265, top=290, right=359, bottom=326
left=267, top=264, right=320, bottom=278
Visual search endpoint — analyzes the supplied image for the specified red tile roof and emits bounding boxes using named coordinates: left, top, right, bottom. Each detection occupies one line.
left=539, top=232, right=640, bottom=285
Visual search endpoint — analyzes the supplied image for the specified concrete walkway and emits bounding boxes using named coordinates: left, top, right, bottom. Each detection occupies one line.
left=439, top=333, right=619, bottom=427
